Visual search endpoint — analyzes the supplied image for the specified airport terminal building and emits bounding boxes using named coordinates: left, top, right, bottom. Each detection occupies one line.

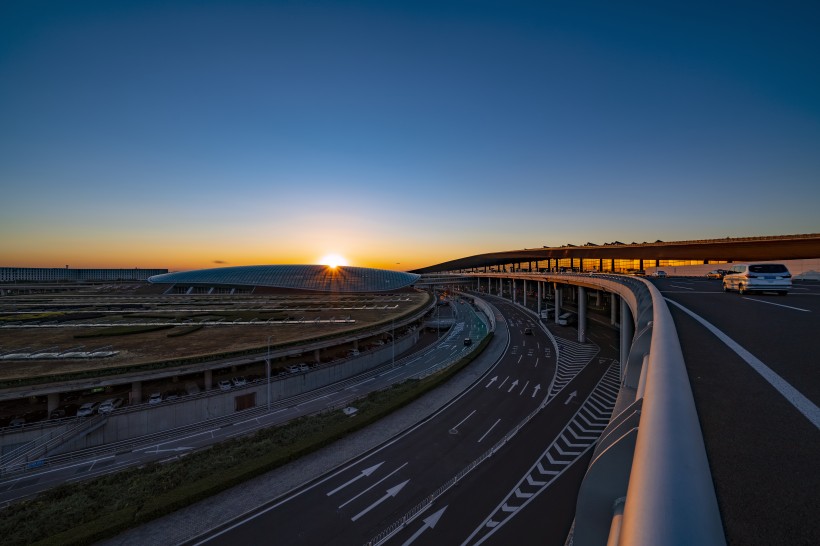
left=0, top=267, right=168, bottom=283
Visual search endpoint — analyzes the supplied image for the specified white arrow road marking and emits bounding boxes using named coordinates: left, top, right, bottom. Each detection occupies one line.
left=327, top=462, right=384, bottom=496
left=400, top=505, right=448, bottom=546
left=507, top=380, right=519, bottom=393
left=532, top=384, right=541, bottom=398
left=485, top=376, right=498, bottom=388
left=564, top=390, right=577, bottom=405
left=339, top=462, right=408, bottom=509
left=350, top=480, right=409, bottom=522
left=485, top=520, right=499, bottom=528
left=477, top=419, right=501, bottom=443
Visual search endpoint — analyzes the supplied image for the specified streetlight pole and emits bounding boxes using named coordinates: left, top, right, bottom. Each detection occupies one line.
left=266, top=335, right=273, bottom=412
left=391, top=318, right=395, bottom=366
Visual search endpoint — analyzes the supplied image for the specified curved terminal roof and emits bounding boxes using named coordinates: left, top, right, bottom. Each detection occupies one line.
left=148, top=265, right=420, bottom=293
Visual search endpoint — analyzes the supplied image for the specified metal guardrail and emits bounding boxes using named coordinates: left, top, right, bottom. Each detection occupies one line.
left=418, top=272, right=724, bottom=546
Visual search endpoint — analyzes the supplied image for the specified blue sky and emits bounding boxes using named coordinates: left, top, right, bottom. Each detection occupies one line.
left=1, top=0, right=818, bottom=270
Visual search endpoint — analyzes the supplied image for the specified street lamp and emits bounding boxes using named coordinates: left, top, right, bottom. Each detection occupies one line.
left=266, top=335, right=273, bottom=411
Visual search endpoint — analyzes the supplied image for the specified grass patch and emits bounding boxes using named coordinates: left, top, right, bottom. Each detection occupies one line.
left=73, top=325, right=175, bottom=338
left=166, top=324, right=204, bottom=337
left=3, top=332, right=492, bottom=546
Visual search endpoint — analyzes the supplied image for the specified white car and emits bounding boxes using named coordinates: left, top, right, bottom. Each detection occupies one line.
left=218, top=380, right=232, bottom=391
left=723, top=263, right=791, bottom=295
left=98, top=398, right=123, bottom=414
left=653, top=270, right=667, bottom=278
left=77, top=402, right=99, bottom=417
left=148, top=393, right=163, bottom=404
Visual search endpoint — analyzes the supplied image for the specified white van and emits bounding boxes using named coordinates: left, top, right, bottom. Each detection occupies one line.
left=557, top=312, right=576, bottom=326
left=723, top=263, right=791, bottom=295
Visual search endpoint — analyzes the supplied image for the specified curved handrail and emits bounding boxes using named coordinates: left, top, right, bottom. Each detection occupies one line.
left=432, top=272, right=724, bottom=545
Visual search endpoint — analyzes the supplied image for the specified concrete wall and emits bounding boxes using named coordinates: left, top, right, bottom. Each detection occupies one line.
left=57, top=330, right=421, bottom=452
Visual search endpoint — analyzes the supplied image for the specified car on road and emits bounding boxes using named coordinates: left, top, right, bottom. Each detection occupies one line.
left=231, top=376, right=247, bottom=387
left=98, top=398, right=123, bottom=414
left=286, top=364, right=300, bottom=374
left=218, top=380, right=232, bottom=391
left=723, top=263, right=791, bottom=295
left=463, top=337, right=473, bottom=346
left=77, top=401, right=100, bottom=417
left=298, top=364, right=309, bottom=372
left=524, top=327, right=533, bottom=335
left=653, top=270, right=667, bottom=278
left=706, top=269, right=729, bottom=279
left=148, top=392, right=163, bottom=404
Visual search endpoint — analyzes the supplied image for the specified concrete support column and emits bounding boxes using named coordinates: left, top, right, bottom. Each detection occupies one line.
left=578, top=286, right=587, bottom=343
left=620, top=297, right=634, bottom=382
left=554, top=284, right=562, bottom=324
left=47, top=392, right=60, bottom=414
left=204, top=369, right=213, bottom=390
left=537, top=281, right=542, bottom=317
left=131, top=381, right=142, bottom=404
left=499, top=278, right=502, bottom=297
left=611, top=294, right=618, bottom=325
left=512, top=279, right=516, bottom=304
left=596, top=290, right=601, bottom=307
left=314, top=348, right=321, bottom=363
left=523, top=279, right=527, bottom=307
left=353, top=339, right=359, bottom=350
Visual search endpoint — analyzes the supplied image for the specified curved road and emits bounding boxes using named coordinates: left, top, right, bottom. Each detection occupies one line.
left=194, top=297, right=620, bottom=545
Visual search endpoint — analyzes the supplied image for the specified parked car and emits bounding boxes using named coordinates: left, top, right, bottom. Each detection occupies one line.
left=98, top=398, right=123, bottom=414
left=298, top=364, right=309, bottom=372
left=231, top=376, right=247, bottom=387
left=524, top=327, right=533, bottom=335
left=723, top=263, right=792, bottom=295
left=148, top=392, right=163, bottom=404
left=77, top=401, right=100, bottom=417
left=9, top=416, right=26, bottom=427
left=286, top=364, right=300, bottom=374
left=558, top=312, right=576, bottom=326
left=50, top=404, right=78, bottom=419
left=463, top=337, right=473, bottom=346
left=218, top=379, right=232, bottom=391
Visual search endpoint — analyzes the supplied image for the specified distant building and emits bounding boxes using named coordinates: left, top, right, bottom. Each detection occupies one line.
left=0, top=267, right=168, bottom=283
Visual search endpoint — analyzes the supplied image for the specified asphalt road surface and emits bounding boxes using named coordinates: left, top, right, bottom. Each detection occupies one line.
left=655, top=277, right=820, bottom=546
left=196, top=297, right=619, bottom=545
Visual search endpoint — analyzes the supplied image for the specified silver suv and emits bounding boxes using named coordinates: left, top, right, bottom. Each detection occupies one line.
left=722, top=263, right=791, bottom=295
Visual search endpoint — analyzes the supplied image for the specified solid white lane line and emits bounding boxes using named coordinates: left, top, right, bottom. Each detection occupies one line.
left=740, top=297, right=810, bottom=312
left=669, top=284, right=694, bottom=290
left=666, top=299, right=820, bottom=429
left=339, top=462, right=408, bottom=509
left=450, top=410, right=476, bottom=431
left=477, top=419, right=501, bottom=443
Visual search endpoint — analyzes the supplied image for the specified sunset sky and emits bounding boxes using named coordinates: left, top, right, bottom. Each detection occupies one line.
left=2, top=1, right=819, bottom=272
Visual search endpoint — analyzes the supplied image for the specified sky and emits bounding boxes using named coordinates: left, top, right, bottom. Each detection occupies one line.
left=1, top=0, right=819, bottom=272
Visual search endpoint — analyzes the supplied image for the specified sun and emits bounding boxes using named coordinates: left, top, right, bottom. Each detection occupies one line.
left=319, top=254, right=348, bottom=268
